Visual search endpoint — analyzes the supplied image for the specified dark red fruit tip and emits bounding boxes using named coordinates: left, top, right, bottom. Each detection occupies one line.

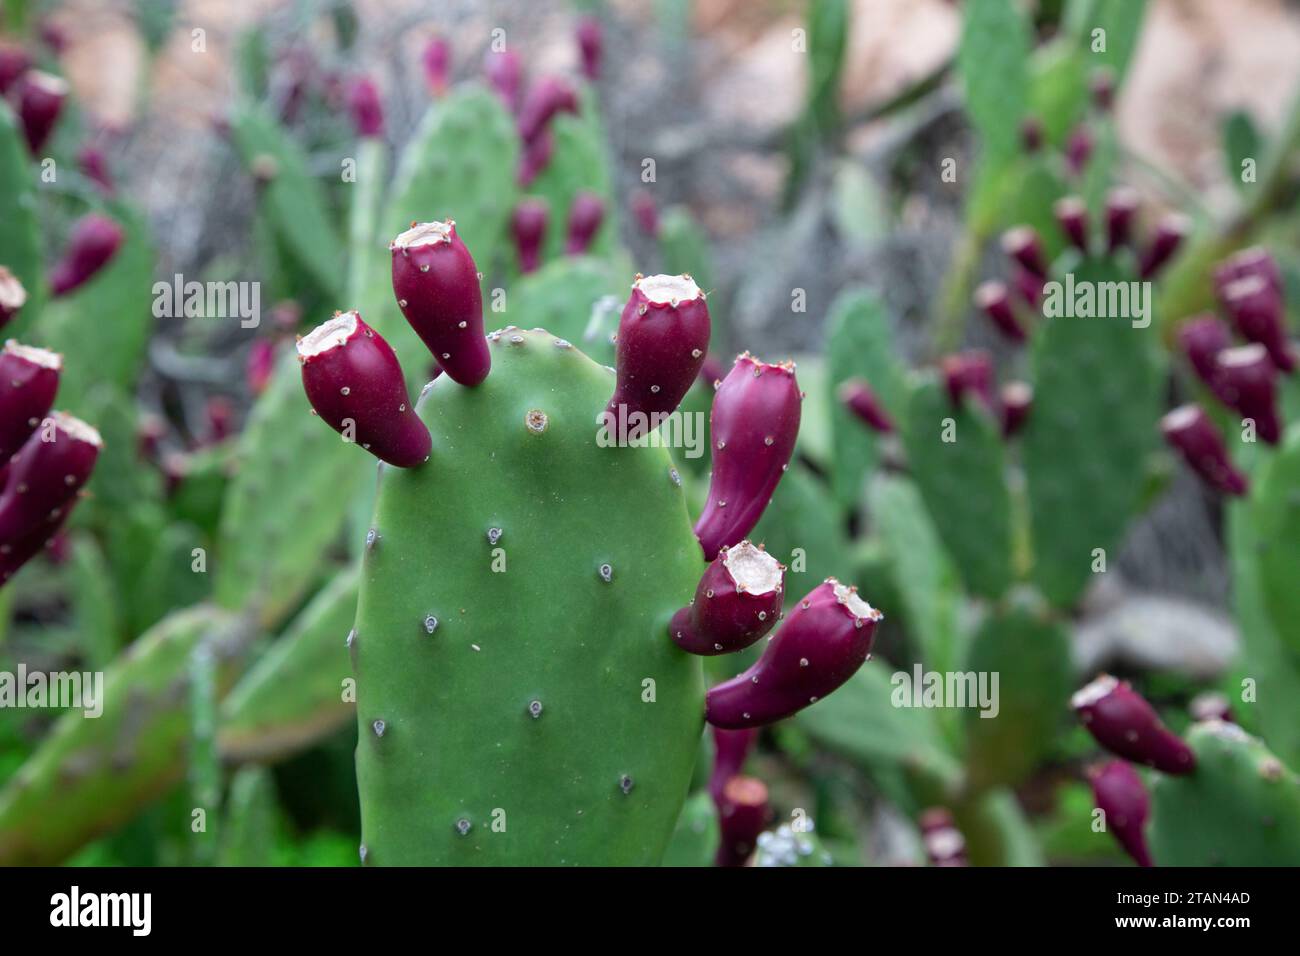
left=1161, top=404, right=1248, bottom=496
left=671, top=540, right=784, bottom=656
left=1072, top=674, right=1196, bottom=775
left=0, top=340, right=62, bottom=463
left=838, top=378, right=895, bottom=433
left=1215, top=343, right=1282, bottom=444
left=1000, top=381, right=1032, bottom=438
left=1089, top=759, right=1152, bottom=867
left=510, top=200, right=548, bottom=274
left=974, top=279, right=1025, bottom=342
left=1000, top=226, right=1048, bottom=279
left=716, top=775, right=771, bottom=868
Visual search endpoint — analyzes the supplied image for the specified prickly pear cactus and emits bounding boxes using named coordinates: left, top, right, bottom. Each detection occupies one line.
left=352, top=327, right=705, bottom=865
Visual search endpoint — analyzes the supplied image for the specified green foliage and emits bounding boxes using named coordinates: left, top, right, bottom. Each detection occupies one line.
left=0, top=103, right=43, bottom=337
left=958, top=0, right=1031, bottom=164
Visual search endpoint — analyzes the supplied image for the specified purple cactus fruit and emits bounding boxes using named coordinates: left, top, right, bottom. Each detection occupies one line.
left=1000, top=381, right=1032, bottom=438
left=0, top=342, right=61, bottom=462
left=1089, top=760, right=1152, bottom=867
left=517, top=75, right=579, bottom=142
left=1001, top=226, right=1048, bottom=279
left=483, top=48, right=522, bottom=111
left=422, top=36, right=450, bottom=95
left=390, top=220, right=491, bottom=387
left=1215, top=344, right=1282, bottom=444
left=13, top=70, right=67, bottom=155
left=603, top=273, right=711, bottom=432
left=974, top=279, right=1026, bottom=342
left=1177, top=313, right=1232, bottom=401
left=1012, top=267, right=1046, bottom=310
left=204, top=396, right=235, bottom=444
left=77, top=143, right=114, bottom=194
left=693, top=353, right=799, bottom=561
left=48, top=213, right=125, bottom=297
left=716, top=776, right=771, bottom=867
left=564, top=192, right=605, bottom=256
left=671, top=540, right=784, bottom=656
left=1090, top=67, right=1116, bottom=112
left=246, top=338, right=278, bottom=397
left=575, top=16, right=604, bottom=82
left=838, top=379, right=895, bottom=434
left=0, top=267, right=28, bottom=330
left=706, top=578, right=881, bottom=730
left=1054, top=196, right=1090, bottom=253
left=708, top=726, right=758, bottom=805
left=1071, top=674, right=1196, bottom=775
left=345, top=76, right=384, bottom=139
left=0, top=412, right=102, bottom=547
left=510, top=200, right=548, bottom=274
left=0, top=498, right=77, bottom=585
left=516, top=126, right=554, bottom=187
left=1020, top=116, right=1044, bottom=153
left=0, top=43, right=31, bottom=95
left=297, top=311, right=431, bottom=468
left=1218, top=274, right=1294, bottom=373
left=1214, top=246, right=1282, bottom=296
left=630, top=190, right=660, bottom=238
left=919, top=808, right=968, bottom=867
left=1065, top=125, right=1094, bottom=176
left=1137, top=213, right=1190, bottom=280
left=1105, top=187, right=1140, bottom=253
left=1161, top=404, right=1249, bottom=496
left=941, top=350, right=996, bottom=412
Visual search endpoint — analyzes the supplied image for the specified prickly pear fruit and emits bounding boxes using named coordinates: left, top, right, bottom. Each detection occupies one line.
left=1215, top=344, right=1282, bottom=444
left=715, top=776, right=770, bottom=867
left=1089, top=759, right=1152, bottom=867
left=1072, top=674, right=1196, bottom=775
left=483, top=48, right=522, bottom=111
left=422, top=36, right=450, bottom=95
left=0, top=411, right=101, bottom=546
left=1105, top=187, right=1139, bottom=253
left=517, top=76, right=578, bottom=142
left=1177, top=314, right=1232, bottom=401
left=705, top=578, right=881, bottom=729
left=631, top=190, right=659, bottom=238
left=0, top=268, right=27, bottom=330
left=77, top=142, right=114, bottom=194
left=390, top=220, right=491, bottom=387
left=48, top=213, right=125, bottom=297
left=670, top=540, right=784, bottom=655
left=576, top=16, right=603, bottom=82
left=1001, top=226, right=1048, bottom=278
left=1214, top=246, right=1281, bottom=295
left=1000, top=381, right=1032, bottom=437
left=297, top=311, right=430, bottom=468
left=1138, top=214, right=1189, bottom=280
left=1218, top=274, right=1294, bottom=373
left=941, top=350, right=996, bottom=412
left=510, top=200, right=548, bottom=274
left=565, top=192, right=605, bottom=256
left=517, top=126, right=554, bottom=187
left=345, top=76, right=384, bottom=138
left=1019, top=116, right=1044, bottom=153
left=708, top=726, right=757, bottom=804
left=694, top=353, right=799, bottom=560
left=920, top=808, right=968, bottom=866
left=0, top=342, right=61, bottom=463
left=604, top=274, right=710, bottom=430
left=0, top=43, right=31, bottom=94
left=13, top=70, right=67, bottom=154
left=1065, top=125, right=1094, bottom=175
left=974, top=280, right=1026, bottom=342
left=1054, top=196, right=1089, bottom=253
left=1161, top=404, right=1248, bottom=496
left=839, top=378, right=895, bottom=434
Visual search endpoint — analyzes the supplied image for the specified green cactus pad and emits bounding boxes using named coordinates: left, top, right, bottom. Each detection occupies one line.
left=901, top=375, right=1014, bottom=599
left=507, top=253, right=632, bottom=367
left=1149, top=721, right=1300, bottom=866
left=1022, top=257, right=1164, bottom=607
left=353, top=328, right=704, bottom=865
left=661, top=791, right=720, bottom=866
left=1251, top=425, right=1300, bottom=659
left=0, top=103, right=44, bottom=337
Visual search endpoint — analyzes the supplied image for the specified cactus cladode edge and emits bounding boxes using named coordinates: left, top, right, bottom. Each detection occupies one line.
left=294, top=222, right=882, bottom=863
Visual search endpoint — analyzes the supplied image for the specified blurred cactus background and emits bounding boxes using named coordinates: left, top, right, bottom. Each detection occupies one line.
left=2, top=0, right=1300, bottom=868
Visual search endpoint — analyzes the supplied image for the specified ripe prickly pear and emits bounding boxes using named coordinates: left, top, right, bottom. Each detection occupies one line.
left=48, top=213, right=125, bottom=297
left=941, top=350, right=996, bottom=412
left=0, top=267, right=27, bottom=330
left=517, top=75, right=578, bottom=142
left=297, top=311, right=431, bottom=468
left=694, top=353, right=799, bottom=560
left=1218, top=274, right=1294, bottom=373
left=1089, top=760, right=1152, bottom=867
left=974, top=280, right=1025, bottom=342
left=1090, top=67, right=1116, bottom=112
left=510, top=200, right=548, bottom=274
left=345, top=75, right=384, bottom=138
left=0, top=43, right=31, bottom=94
left=1105, top=187, right=1139, bottom=252
left=705, top=579, right=881, bottom=729
left=630, top=190, right=659, bottom=237
left=670, top=540, right=784, bottom=655
left=483, top=48, right=522, bottom=111
left=390, top=220, right=491, bottom=387
left=77, top=142, right=114, bottom=194
left=564, top=192, right=605, bottom=256
left=1072, top=674, right=1196, bottom=775
left=1214, top=246, right=1282, bottom=296
left=1054, top=196, right=1089, bottom=253
left=1161, top=404, right=1248, bottom=496
left=1012, top=267, right=1045, bottom=309
left=1019, top=116, right=1044, bottom=153
left=0, top=411, right=101, bottom=546
left=576, top=16, right=603, bottom=82
left=1138, top=213, right=1189, bottom=279
left=715, top=776, right=770, bottom=867
left=1177, top=314, right=1232, bottom=401
left=422, top=36, right=450, bottom=95
left=516, top=126, right=553, bottom=187
left=839, top=379, right=894, bottom=433
left=604, top=273, right=710, bottom=431
left=245, top=338, right=278, bottom=397
left=1215, top=344, right=1282, bottom=444
left=1001, top=226, right=1047, bottom=279
left=1000, top=381, right=1032, bottom=437
left=1065, top=125, right=1094, bottom=175
left=12, top=70, right=67, bottom=154
left=708, top=726, right=757, bottom=804
left=0, top=342, right=60, bottom=462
